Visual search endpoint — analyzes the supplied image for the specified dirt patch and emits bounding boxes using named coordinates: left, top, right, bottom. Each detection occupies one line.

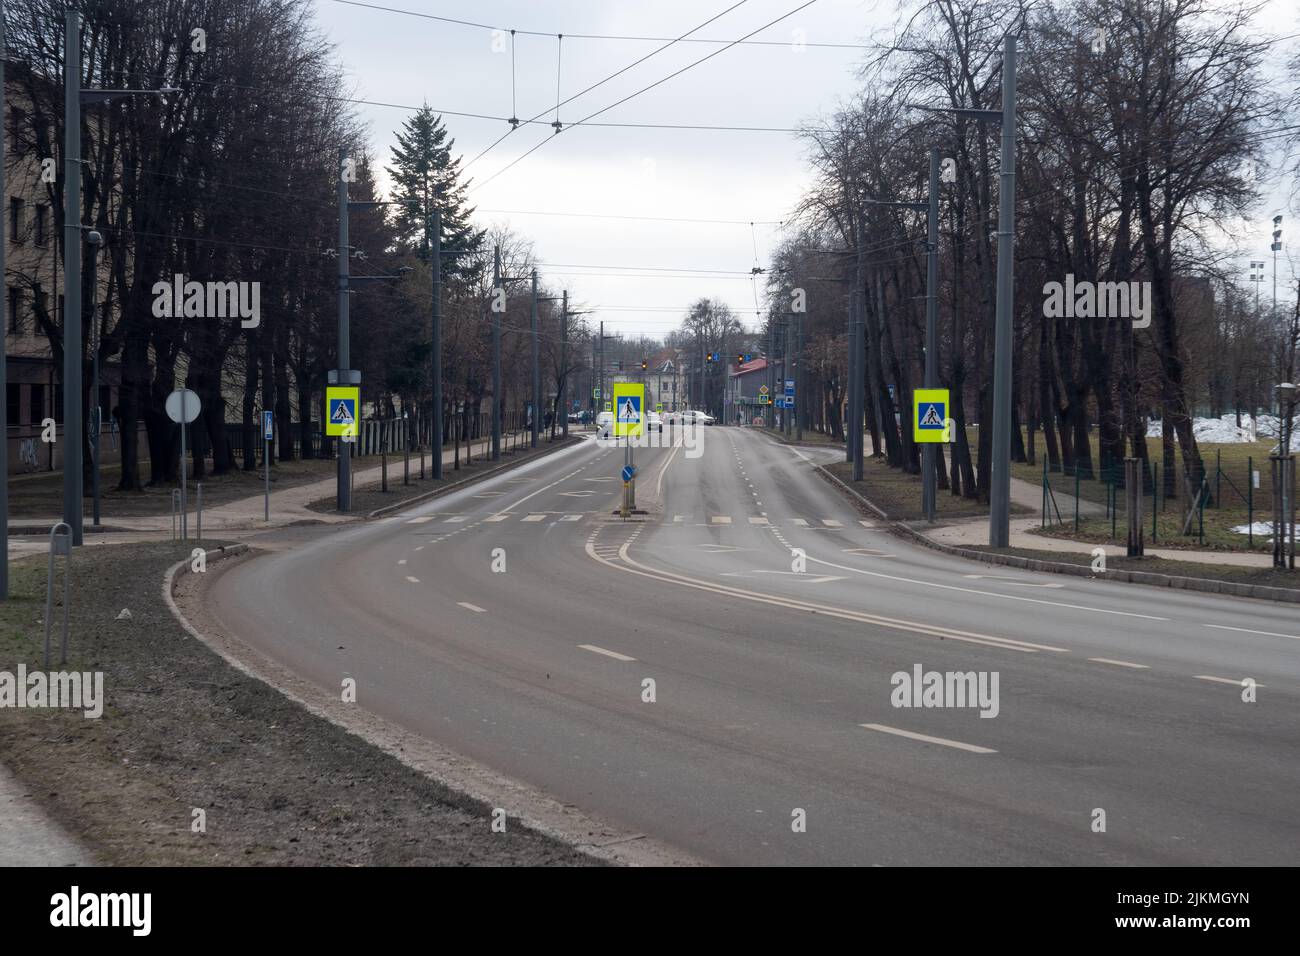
left=0, top=543, right=599, bottom=866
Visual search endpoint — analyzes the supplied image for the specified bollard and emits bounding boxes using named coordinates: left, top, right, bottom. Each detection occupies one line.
left=404, top=444, right=410, bottom=486
left=44, top=523, right=72, bottom=668
left=421, top=446, right=426, bottom=480
left=382, top=447, right=388, bottom=493
left=171, top=489, right=181, bottom=540
left=196, top=482, right=203, bottom=542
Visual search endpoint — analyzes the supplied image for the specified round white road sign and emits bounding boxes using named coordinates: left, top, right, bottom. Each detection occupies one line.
left=165, top=388, right=202, bottom=424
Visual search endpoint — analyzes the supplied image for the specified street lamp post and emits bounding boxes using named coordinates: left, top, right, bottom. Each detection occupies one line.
left=63, top=8, right=177, bottom=545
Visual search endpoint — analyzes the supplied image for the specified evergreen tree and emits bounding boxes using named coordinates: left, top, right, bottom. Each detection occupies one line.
left=386, top=105, right=485, bottom=271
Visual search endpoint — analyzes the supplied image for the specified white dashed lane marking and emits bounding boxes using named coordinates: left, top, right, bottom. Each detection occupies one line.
left=1088, top=657, right=1149, bottom=669
left=458, top=602, right=487, bottom=613
left=578, top=644, right=636, bottom=662
left=860, top=723, right=997, bottom=755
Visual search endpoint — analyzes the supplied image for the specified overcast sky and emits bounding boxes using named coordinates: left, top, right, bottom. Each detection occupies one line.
left=312, top=0, right=1299, bottom=342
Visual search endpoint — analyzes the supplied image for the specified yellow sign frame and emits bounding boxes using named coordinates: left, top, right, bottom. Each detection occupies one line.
left=913, top=388, right=951, bottom=443
left=612, top=383, right=645, bottom=438
left=326, top=386, right=360, bottom=437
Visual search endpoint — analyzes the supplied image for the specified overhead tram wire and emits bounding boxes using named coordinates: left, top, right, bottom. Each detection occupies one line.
left=327, top=0, right=865, bottom=48
left=470, top=0, right=821, bottom=193
left=463, top=0, right=751, bottom=173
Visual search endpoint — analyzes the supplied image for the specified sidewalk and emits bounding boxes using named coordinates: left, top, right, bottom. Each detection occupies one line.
left=0, top=761, right=91, bottom=865
left=860, top=432, right=1271, bottom=569
left=7, top=430, right=563, bottom=560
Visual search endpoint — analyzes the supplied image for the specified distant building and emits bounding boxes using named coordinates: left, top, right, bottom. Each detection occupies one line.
left=5, top=69, right=123, bottom=474
left=728, top=357, right=770, bottom=423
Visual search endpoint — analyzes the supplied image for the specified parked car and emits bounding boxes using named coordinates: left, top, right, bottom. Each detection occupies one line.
left=596, top=411, right=614, bottom=436
left=646, top=410, right=664, bottom=432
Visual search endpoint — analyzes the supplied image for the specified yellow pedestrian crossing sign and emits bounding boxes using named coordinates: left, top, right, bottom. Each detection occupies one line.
left=913, top=388, right=951, bottom=443
left=326, top=386, right=359, bottom=437
left=612, top=383, right=644, bottom=437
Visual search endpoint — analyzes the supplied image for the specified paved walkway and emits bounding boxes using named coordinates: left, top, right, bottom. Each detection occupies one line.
left=7, top=430, right=559, bottom=560
left=0, top=762, right=91, bottom=865
left=857, top=432, right=1270, bottom=569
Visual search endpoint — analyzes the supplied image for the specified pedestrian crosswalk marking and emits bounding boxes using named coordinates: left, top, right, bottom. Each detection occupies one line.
left=748, top=516, right=769, bottom=524
left=522, top=514, right=547, bottom=522
left=484, top=514, right=510, bottom=522
left=406, top=516, right=434, bottom=524
left=822, top=519, right=842, bottom=527
left=792, top=518, right=808, bottom=526
left=445, top=516, right=467, bottom=523
left=559, top=514, right=582, bottom=521
left=711, top=515, right=732, bottom=524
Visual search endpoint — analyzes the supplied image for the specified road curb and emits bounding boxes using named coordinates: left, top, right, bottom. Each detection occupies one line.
left=162, top=536, right=698, bottom=867
left=812, top=462, right=1300, bottom=605
left=364, top=436, right=583, bottom=519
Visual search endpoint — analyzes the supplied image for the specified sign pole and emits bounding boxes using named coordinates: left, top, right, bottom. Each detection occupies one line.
left=264, top=410, right=271, bottom=521
left=180, top=390, right=187, bottom=540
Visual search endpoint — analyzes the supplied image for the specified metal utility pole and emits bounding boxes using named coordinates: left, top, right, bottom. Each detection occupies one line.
left=599, top=320, right=605, bottom=415
left=430, top=205, right=443, bottom=479
left=766, top=323, right=776, bottom=427
left=851, top=228, right=866, bottom=482
left=336, top=148, right=351, bottom=512
left=795, top=311, right=804, bottom=442
left=333, top=153, right=409, bottom=510
left=988, top=34, right=1019, bottom=548
left=530, top=270, right=540, bottom=447
left=491, top=245, right=502, bottom=460
left=560, top=291, right=569, bottom=438
left=63, top=9, right=84, bottom=545
left=922, top=147, right=940, bottom=522
left=0, top=1, right=8, bottom=597
left=88, top=230, right=103, bottom=526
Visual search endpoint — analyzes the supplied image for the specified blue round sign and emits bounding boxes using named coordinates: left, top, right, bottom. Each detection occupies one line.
left=621, top=465, right=636, bottom=482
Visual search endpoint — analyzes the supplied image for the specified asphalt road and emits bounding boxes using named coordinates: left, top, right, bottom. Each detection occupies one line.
left=205, top=425, right=1300, bottom=865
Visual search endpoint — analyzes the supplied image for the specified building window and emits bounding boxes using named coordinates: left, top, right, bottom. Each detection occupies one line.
left=6, top=384, right=17, bottom=426
left=30, top=384, right=45, bottom=425
left=33, top=286, right=48, bottom=328
left=8, top=197, right=23, bottom=241
left=34, top=204, right=47, bottom=246
left=7, top=286, right=19, bottom=333
left=7, top=106, right=26, bottom=154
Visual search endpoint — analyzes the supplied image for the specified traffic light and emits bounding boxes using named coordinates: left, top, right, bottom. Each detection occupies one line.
left=736, top=353, right=744, bottom=366
left=616, top=360, right=623, bottom=371
left=706, top=352, right=714, bottom=363
left=641, top=359, right=648, bottom=371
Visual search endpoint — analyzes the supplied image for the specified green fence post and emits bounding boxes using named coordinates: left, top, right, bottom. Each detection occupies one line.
left=1216, top=449, right=1221, bottom=508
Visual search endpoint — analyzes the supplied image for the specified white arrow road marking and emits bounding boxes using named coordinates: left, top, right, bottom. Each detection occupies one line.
left=578, top=644, right=636, bottom=662
left=860, top=724, right=997, bottom=755
left=720, top=570, right=845, bottom=583
left=404, top=576, right=420, bottom=584
left=962, top=575, right=1066, bottom=588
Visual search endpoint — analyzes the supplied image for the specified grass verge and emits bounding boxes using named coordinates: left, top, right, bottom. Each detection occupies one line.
left=0, top=542, right=598, bottom=865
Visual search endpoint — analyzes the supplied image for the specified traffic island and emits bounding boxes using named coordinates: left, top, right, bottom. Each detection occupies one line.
left=0, top=542, right=602, bottom=865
